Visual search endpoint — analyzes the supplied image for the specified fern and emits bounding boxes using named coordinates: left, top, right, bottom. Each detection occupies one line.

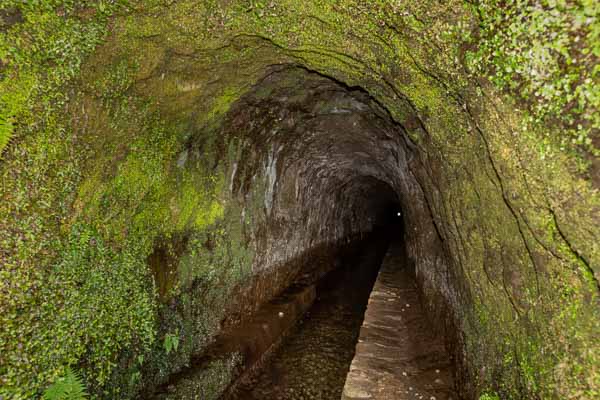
left=43, top=367, right=88, bottom=400
left=0, top=72, right=35, bottom=158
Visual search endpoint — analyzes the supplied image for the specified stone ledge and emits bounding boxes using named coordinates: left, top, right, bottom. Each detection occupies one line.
left=342, top=244, right=457, bottom=400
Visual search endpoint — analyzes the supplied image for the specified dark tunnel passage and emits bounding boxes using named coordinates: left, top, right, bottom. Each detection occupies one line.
left=148, top=67, right=458, bottom=399
left=225, top=182, right=413, bottom=400
left=222, top=66, right=427, bottom=274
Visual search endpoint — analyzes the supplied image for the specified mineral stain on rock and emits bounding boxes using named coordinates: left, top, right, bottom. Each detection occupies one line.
left=148, top=235, right=189, bottom=301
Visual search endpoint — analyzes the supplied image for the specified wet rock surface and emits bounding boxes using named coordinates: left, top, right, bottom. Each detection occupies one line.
left=149, top=282, right=316, bottom=400
left=342, top=243, right=457, bottom=400
left=227, top=236, right=390, bottom=400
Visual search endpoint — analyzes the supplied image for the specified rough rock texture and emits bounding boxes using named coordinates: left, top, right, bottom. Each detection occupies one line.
left=1, top=1, right=599, bottom=400
left=342, top=242, right=456, bottom=400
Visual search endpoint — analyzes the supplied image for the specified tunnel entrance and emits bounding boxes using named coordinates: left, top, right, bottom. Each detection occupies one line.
left=4, top=3, right=596, bottom=398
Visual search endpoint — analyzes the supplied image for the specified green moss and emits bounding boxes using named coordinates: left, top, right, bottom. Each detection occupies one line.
left=0, top=1, right=124, bottom=156
left=48, top=225, right=156, bottom=391
left=162, top=353, right=242, bottom=400
left=465, top=0, right=600, bottom=157
left=0, top=109, right=86, bottom=399
left=205, top=87, right=244, bottom=124
left=0, top=73, right=36, bottom=153
left=0, top=3, right=250, bottom=395
left=0, top=8, right=141, bottom=395
left=1, top=1, right=599, bottom=399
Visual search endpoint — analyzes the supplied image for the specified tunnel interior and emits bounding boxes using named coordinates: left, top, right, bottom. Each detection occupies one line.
left=219, top=66, right=424, bottom=273
left=222, top=65, right=440, bottom=309
left=185, top=66, right=444, bottom=331
left=145, top=65, right=454, bottom=399
left=152, top=66, right=455, bottom=398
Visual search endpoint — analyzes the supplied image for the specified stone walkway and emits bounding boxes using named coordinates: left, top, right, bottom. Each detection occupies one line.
left=342, top=243, right=457, bottom=400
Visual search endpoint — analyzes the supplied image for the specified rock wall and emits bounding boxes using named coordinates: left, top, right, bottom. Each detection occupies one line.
left=1, top=1, right=598, bottom=399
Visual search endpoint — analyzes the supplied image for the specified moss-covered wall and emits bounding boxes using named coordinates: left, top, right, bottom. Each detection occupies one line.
left=1, top=1, right=598, bottom=399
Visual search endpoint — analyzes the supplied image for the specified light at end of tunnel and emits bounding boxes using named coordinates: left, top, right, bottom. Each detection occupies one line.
left=397, top=212, right=401, bottom=217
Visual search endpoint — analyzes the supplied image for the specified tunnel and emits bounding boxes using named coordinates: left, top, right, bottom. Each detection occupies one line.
left=141, top=66, right=459, bottom=400
left=219, top=67, right=418, bottom=277
left=1, top=2, right=599, bottom=400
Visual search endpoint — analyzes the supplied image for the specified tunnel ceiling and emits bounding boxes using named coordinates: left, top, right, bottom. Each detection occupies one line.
left=1, top=1, right=599, bottom=400
left=224, top=68, right=411, bottom=252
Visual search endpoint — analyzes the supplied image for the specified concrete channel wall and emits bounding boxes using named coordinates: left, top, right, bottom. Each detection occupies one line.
left=154, top=283, right=316, bottom=399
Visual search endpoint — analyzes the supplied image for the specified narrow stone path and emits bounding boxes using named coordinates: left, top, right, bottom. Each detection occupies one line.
left=342, top=243, right=457, bottom=400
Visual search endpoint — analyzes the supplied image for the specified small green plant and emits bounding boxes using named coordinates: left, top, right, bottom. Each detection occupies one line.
left=164, top=332, right=180, bottom=355
left=42, top=367, right=88, bottom=400
left=479, top=392, right=500, bottom=400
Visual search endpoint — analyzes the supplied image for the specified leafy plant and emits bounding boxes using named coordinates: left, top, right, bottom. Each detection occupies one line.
left=42, top=367, right=88, bottom=400
left=164, top=332, right=180, bottom=355
left=479, top=392, right=500, bottom=400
